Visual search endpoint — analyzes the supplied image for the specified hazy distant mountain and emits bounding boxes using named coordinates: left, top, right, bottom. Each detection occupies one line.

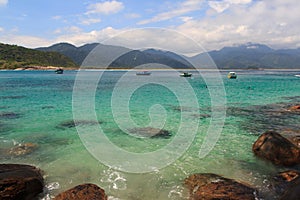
left=192, top=43, right=300, bottom=69
left=0, top=43, right=77, bottom=69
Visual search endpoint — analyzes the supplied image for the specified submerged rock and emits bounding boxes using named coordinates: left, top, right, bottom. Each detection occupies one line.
left=57, top=120, right=101, bottom=128
left=184, top=173, right=258, bottom=200
left=54, top=183, right=107, bottom=200
left=129, top=127, right=172, bottom=138
left=0, top=112, right=21, bottom=119
left=0, top=95, right=26, bottom=99
left=227, top=102, right=300, bottom=134
left=252, top=131, right=300, bottom=166
left=8, top=142, right=38, bottom=156
left=0, top=164, right=44, bottom=200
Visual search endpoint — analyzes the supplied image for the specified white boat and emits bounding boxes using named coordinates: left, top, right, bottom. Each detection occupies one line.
left=136, top=71, right=151, bottom=75
left=180, top=72, right=192, bottom=77
left=227, top=72, right=237, bottom=79
left=295, top=75, right=300, bottom=78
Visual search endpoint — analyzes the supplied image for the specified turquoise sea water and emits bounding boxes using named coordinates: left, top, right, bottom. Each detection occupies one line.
left=0, top=70, right=300, bottom=199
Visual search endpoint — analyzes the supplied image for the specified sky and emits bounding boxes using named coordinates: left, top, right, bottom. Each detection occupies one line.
left=0, top=0, right=300, bottom=52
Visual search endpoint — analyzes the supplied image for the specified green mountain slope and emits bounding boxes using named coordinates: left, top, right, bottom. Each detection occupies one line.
left=37, top=43, right=100, bottom=65
left=0, top=43, right=77, bottom=69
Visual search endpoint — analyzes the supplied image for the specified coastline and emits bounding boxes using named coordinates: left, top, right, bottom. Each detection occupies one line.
left=1, top=67, right=299, bottom=72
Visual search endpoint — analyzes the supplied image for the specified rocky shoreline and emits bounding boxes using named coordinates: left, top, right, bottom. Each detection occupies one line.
left=1, top=104, right=300, bottom=199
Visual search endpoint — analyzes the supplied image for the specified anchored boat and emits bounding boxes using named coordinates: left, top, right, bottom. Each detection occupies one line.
left=55, top=68, right=64, bottom=74
left=227, top=72, right=237, bottom=79
left=136, top=71, right=151, bottom=75
left=180, top=72, right=192, bottom=77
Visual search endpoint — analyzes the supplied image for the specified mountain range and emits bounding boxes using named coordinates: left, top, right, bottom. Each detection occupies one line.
left=37, top=42, right=300, bottom=69
left=1, top=42, right=300, bottom=70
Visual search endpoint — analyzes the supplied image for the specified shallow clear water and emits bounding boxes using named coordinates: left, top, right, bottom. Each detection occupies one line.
left=0, top=70, right=300, bottom=199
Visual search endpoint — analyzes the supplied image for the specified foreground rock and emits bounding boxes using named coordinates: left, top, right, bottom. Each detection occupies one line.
left=0, top=164, right=44, bottom=200
left=184, top=173, right=258, bottom=200
left=272, top=170, right=300, bottom=199
left=54, top=183, right=107, bottom=200
left=288, top=104, right=300, bottom=111
left=252, top=131, right=300, bottom=166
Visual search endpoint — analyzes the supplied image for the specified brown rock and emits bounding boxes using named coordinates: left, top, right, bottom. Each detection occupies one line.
left=288, top=104, right=300, bottom=111
left=8, top=143, right=38, bottom=156
left=252, top=131, right=300, bottom=166
left=0, top=164, right=44, bottom=200
left=272, top=170, right=300, bottom=196
left=184, top=173, right=258, bottom=200
left=279, top=175, right=300, bottom=200
left=54, top=183, right=107, bottom=200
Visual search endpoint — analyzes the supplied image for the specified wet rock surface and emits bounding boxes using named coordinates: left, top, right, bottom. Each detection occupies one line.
left=252, top=131, right=300, bottom=166
left=0, top=164, right=44, bottom=200
left=279, top=175, right=300, bottom=200
left=271, top=170, right=300, bottom=197
left=54, top=183, right=107, bottom=200
left=184, top=173, right=258, bottom=200
left=288, top=104, right=300, bottom=111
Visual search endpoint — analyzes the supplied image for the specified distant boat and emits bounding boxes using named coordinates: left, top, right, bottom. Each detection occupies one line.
left=136, top=71, right=151, bottom=75
left=180, top=72, right=192, bottom=77
left=55, top=68, right=64, bottom=74
left=227, top=72, right=237, bottom=79
left=295, top=75, right=300, bottom=78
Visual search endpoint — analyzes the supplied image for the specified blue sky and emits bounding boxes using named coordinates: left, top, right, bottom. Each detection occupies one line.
left=0, top=0, right=299, bottom=51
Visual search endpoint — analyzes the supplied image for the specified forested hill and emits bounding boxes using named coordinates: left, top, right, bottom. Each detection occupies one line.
left=0, top=43, right=77, bottom=69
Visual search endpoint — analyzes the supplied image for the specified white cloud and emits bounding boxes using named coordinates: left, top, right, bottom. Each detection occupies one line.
left=0, top=0, right=8, bottom=6
left=138, top=0, right=204, bottom=25
left=53, top=26, right=82, bottom=35
left=52, top=15, right=62, bottom=20
left=80, top=18, right=101, bottom=25
left=177, top=0, right=300, bottom=50
left=180, top=16, right=193, bottom=22
left=86, top=0, right=124, bottom=15
left=208, top=0, right=252, bottom=13
left=0, top=34, right=54, bottom=48
left=0, top=27, right=4, bottom=32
